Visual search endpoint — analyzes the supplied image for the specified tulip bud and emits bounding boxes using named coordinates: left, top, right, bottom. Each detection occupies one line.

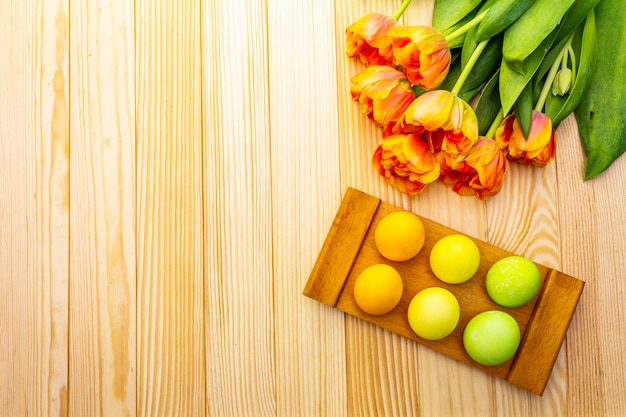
left=551, top=68, right=573, bottom=96
left=372, top=133, right=441, bottom=195
left=394, top=90, right=478, bottom=155
left=387, top=25, right=451, bottom=90
left=350, top=66, right=415, bottom=127
left=346, top=13, right=397, bottom=66
left=438, top=137, right=508, bottom=200
left=495, top=111, right=556, bottom=167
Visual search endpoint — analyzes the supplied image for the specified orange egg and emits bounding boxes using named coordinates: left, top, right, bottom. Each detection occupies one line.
left=353, top=264, right=403, bottom=315
left=375, top=211, right=425, bottom=262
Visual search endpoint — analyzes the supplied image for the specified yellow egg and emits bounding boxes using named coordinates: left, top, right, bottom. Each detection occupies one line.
left=429, top=234, right=480, bottom=284
left=407, top=287, right=460, bottom=340
left=353, top=264, right=403, bottom=315
left=375, top=211, right=426, bottom=262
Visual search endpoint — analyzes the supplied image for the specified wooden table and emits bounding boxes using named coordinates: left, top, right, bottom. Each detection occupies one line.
left=1, top=0, right=624, bottom=416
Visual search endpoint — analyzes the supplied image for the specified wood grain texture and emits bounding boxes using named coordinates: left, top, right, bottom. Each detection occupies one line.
left=68, top=0, right=136, bottom=415
left=0, top=1, right=70, bottom=416
left=1, top=1, right=30, bottom=415
left=2, top=0, right=626, bottom=416
left=203, top=0, right=276, bottom=415
left=135, top=1, right=204, bottom=415
left=556, top=116, right=626, bottom=417
left=269, top=0, right=347, bottom=415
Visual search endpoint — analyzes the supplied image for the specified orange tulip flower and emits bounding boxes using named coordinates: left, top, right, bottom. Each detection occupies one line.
left=495, top=111, right=556, bottom=167
left=350, top=65, right=415, bottom=127
left=346, top=13, right=397, bottom=66
left=373, top=133, right=441, bottom=195
left=438, top=137, right=508, bottom=200
left=388, top=25, right=451, bottom=90
left=394, top=90, right=478, bottom=155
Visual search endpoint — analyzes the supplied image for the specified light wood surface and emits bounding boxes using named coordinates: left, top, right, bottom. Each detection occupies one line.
left=1, top=0, right=625, bottom=416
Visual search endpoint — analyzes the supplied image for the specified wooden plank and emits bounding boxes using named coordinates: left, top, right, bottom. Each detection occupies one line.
left=303, top=188, right=380, bottom=306
left=0, top=1, right=70, bottom=416
left=135, top=1, right=205, bottom=415
left=555, top=111, right=626, bottom=415
left=33, top=1, right=71, bottom=414
left=591, top=151, right=626, bottom=417
left=202, top=0, right=276, bottom=415
left=555, top=116, right=606, bottom=415
left=507, top=270, right=585, bottom=395
left=67, top=0, right=136, bottom=415
left=268, top=0, right=348, bottom=415
left=304, top=188, right=585, bottom=396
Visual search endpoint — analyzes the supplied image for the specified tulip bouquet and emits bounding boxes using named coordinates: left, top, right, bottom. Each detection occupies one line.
left=346, top=0, right=621, bottom=199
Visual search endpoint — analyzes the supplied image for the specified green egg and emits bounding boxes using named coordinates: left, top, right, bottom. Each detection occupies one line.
left=486, top=256, right=540, bottom=307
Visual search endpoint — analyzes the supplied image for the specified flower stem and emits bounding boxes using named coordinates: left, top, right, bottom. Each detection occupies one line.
left=485, top=108, right=504, bottom=138
left=445, top=9, right=490, bottom=44
left=535, top=36, right=574, bottom=112
left=451, top=39, right=490, bottom=96
left=393, top=0, right=414, bottom=21
left=567, top=43, right=577, bottom=79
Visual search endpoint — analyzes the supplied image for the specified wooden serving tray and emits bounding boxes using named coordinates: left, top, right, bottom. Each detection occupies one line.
left=303, top=187, right=584, bottom=396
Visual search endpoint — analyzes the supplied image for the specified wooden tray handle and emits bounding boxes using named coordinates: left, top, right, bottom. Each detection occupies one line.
left=303, top=188, right=380, bottom=306
left=506, top=269, right=585, bottom=395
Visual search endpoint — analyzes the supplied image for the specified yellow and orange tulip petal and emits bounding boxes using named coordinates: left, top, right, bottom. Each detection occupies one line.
left=464, top=137, right=508, bottom=199
left=346, top=13, right=397, bottom=66
left=394, top=90, right=478, bottom=155
left=388, top=25, right=451, bottom=90
left=373, top=133, right=441, bottom=195
left=495, top=111, right=556, bottom=167
left=438, top=137, right=508, bottom=200
left=350, top=65, right=415, bottom=127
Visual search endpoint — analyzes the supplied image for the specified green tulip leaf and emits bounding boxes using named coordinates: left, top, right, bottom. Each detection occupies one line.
left=475, top=0, right=535, bottom=42
left=534, top=0, right=601, bottom=84
left=438, top=35, right=501, bottom=98
left=502, top=0, right=575, bottom=69
left=499, top=28, right=559, bottom=116
left=433, top=0, right=483, bottom=33
left=460, top=19, right=480, bottom=68
left=440, top=14, right=476, bottom=49
left=461, top=33, right=503, bottom=89
left=475, top=70, right=502, bottom=136
left=459, top=85, right=484, bottom=103
left=545, top=11, right=597, bottom=129
left=554, top=0, right=601, bottom=43
left=514, top=81, right=534, bottom=139
left=575, top=1, right=626, bottom=179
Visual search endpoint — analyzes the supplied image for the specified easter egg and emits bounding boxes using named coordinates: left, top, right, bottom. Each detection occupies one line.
left=429, top=234, right=480, bottom=284
left=375, top=211, right=425, bottom=262
left=463, top=310, right=520, bottom=366
left=486, top=256, right=541, bottom=307
left=407, top=287, right=460, bottom=340
left=353, top=264, right=403, bottom=315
